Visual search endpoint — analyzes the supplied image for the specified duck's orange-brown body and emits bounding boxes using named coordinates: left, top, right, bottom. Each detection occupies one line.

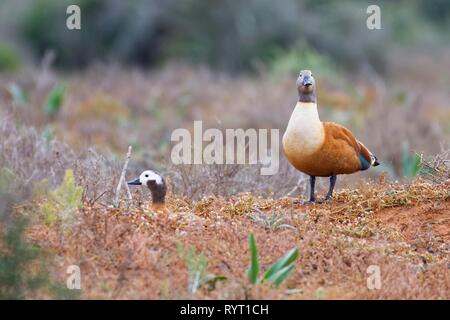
left=284, top=122, right=372, bottom=177
left=282, top=102, right=375, bottom=177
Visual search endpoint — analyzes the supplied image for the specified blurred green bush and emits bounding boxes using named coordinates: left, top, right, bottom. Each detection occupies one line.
left=0, top=177, right=79, bottom=299
left=268, top=42, right=337, bottom=77
left=22, top=0, right=170, bottom=68
left=0, top=214, right=80, bottom=299
left=0, top=44, right=21, bottom=72
left=1, top=0, right=447, bottom=72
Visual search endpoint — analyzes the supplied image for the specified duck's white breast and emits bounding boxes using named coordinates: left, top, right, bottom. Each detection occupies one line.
left=282, top=102, right=325, bottom=157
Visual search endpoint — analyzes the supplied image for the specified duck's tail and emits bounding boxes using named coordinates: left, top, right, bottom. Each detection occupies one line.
left=372, top=155, right=380, bottom=167
left=357, top=140, right=380, bottom=170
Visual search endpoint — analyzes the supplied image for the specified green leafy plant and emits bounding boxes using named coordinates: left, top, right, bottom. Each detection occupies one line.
left=247, top=233, right=299, bottom=287
left=39, top=169, right=82, bottom=229
left=401, top=142, right=421, bottom=177
left=378, top=142, right=422, bottom=180
left=248, top=208, right=295, bottom=231
left=0, top=44, right=21, bottom=72
left=0, top=216, right=80, bottom=299
left=0, top=218, right=46, bottom=299
left=0, top=167, right=15, bottom=192
left=247, top=233, right=259, bottom=285
left=176, top=243, right=226, bottom=294
left=7, top=83, right=28, bottom=106
left=44, top=83, right=66, bottom=118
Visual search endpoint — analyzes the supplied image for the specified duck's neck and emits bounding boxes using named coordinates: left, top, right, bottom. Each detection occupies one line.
left=149, top=190, right=166, bottom=213
left=298, top=92, right=316, bottom=103
left=147, top=180, right=167, bottom=206
left=151, top=190, right=165, bottom=204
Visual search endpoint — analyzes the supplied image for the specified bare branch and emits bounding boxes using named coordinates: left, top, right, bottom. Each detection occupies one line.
left=114, top=145, right=133, bottom=208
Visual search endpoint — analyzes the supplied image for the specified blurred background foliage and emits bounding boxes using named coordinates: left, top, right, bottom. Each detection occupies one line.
left=0, top=0, right=449, bottom=187
left=0, top=0, right=449, bottom=73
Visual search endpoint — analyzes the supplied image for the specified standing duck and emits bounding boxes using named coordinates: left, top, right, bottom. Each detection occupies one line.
left=282, top=70, right=379, bottom=203
left=128, top=170, right=167, bottom=212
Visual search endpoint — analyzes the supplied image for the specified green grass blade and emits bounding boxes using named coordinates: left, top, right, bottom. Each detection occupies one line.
left=263, top=247, right=298, bottom=281
left=8, top=83, right=27, bottom=105
left=44, top=84, right=65, bottom=117
left=412, top=154, right=421, bottom=177
left=265, top=264, right=295, bottom=287
left=247, top=233, right=259, bottom=284
left=0, top=167, right=15, bottom=192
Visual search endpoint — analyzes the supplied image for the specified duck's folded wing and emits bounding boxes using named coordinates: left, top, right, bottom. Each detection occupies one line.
left=324, top=122, right=360, bottom=151
left=323, top=122, right=372, bottom=170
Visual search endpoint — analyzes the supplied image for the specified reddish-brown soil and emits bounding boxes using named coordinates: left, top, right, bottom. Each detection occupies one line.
left=23, top=180, right=450, bottom=300
left=374, top=203, right=450, bottom=242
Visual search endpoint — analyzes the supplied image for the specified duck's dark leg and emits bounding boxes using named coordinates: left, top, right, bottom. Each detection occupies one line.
left=324, top=175, right=337, bottom=201
left=306, top=175, right=316, bottom=203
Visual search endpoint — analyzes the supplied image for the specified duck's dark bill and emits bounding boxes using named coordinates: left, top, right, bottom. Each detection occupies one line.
left=303, top=77, right=313, bottom=86
left=127, top=178, right=141, bottom=185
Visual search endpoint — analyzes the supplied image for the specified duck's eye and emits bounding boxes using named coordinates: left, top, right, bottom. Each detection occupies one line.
left=145, top=174, right=149, bottom=178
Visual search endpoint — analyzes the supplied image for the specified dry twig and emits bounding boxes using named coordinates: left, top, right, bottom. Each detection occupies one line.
left=114, top=146, right=133, bottom=207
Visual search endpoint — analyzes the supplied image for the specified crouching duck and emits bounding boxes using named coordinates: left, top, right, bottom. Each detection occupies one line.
left=128, top=170, right=167, bottom=212
left=282, top=70, right=380, bottom=203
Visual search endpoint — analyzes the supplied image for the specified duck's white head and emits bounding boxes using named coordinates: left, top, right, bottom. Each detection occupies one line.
left=127, top=170, right=164, bottom=186
left=128, top=170, right=166, bottom=204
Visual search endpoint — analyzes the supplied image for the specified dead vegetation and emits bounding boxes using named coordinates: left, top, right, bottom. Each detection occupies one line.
left=2, top=59, right=448, bottom=182
left=419, top=148, right=450, bottom=185
left=0, top=59, right=449, bottom=299
left=18, top=177, right=449, bottom=299
left=2, top=115, right=447, bottom=299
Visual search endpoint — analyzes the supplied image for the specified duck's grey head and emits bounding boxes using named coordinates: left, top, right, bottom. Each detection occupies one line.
left=296, top=70, right=316, bottom=103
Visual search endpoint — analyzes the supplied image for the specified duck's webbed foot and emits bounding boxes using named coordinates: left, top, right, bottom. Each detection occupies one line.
left=316, top=175, right=337, bottom=204
left=293, top=175, right=338, bottom=205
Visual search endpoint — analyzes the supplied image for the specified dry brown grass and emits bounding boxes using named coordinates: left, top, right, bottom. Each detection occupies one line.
left=419, top=148, right=450, bottom=185
left=1, top=57, right=449, bottom=299
left=2, top=58, right=449, bottom=181
left=0, top=114, right=74, bottom=192
left=19, top=178, right=449, bottom=300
